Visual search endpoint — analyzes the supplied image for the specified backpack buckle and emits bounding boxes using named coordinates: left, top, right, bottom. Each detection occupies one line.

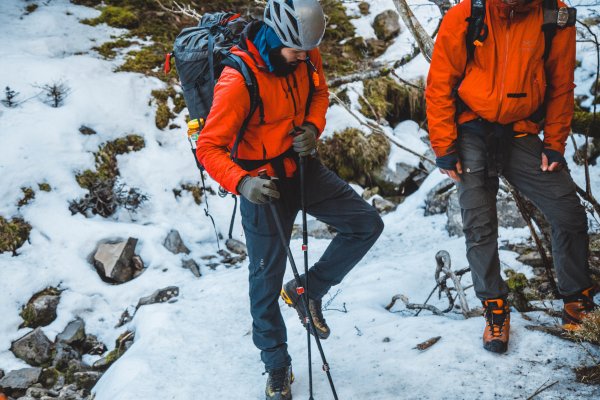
left=557, top=7, right=569, bottom=27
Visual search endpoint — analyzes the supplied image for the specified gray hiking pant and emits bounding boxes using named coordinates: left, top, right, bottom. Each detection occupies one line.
left=456, top=119, right=591, bottom=300
left=241, top=158, right=384, bottom=370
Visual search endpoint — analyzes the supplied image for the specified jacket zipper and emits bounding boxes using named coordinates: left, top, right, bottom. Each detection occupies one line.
left=285, top=76, right=298, bottom=115
left=496, top=8, right=514, bottom=121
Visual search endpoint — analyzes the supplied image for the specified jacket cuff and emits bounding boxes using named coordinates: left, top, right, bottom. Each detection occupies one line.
left=436, top=152, right=459, bottom=170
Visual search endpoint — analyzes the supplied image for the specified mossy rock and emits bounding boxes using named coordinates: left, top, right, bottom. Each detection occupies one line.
left=82, top=6, right=139, bottom=29
left=318, top=128, right=390, bottom=184
left=505, top=269, right=528, bottom=292
left=360, top=77, right=426, bottom=126
left=20, top=287, right=61, bottom=328
left=18, top=186, right=35, bottom=207
left=155, top=103, right=175, bottom=130
left=572, top=110, right=600, bottom=138
left=0, top=216, right=32, bottom=255
left=358, top=2, right=370, bottom=15
left=38, top=183, right=52, bottom=192
left=118, top=46, right=166, bottom=77
left=25, top=3, right=39, bottom=14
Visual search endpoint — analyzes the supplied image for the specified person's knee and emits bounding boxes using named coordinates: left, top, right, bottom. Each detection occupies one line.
left=463, top=219, right=497, bottom=244
left=544, top=198, right=588, bottom=233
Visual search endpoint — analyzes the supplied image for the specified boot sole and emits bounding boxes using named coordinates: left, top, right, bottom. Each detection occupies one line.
left=280, top=287, right=329, bottom=340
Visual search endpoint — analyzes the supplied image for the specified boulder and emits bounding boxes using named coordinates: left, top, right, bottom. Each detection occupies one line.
left=163, top=229, right=190, bottom=255
left=181, top=258, right=201, bottom=278
left=0, top=368, right=42, bottom=397
left=136, top=287, right=179, bottom=309
left=372, top=196, right=397, bottom=214
left=19, top=289, right=60, bottom=329
left=92, top=238, right=142, bottom=283
left=73, top=371, right=102, bottom=391
left=373, top=10, right=401, bottom=41
left=56, top=319, right=86, bottom=347
left=10, top=329, right=53, bottom=366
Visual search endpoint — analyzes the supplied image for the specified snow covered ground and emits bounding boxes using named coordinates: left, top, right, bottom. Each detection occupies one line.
left=1, top=0, right=599, bottom=399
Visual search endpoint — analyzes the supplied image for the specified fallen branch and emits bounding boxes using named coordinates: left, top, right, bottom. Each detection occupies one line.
left=393, top=0, right=435, bottom=62
left=414, top=336, right=442, bottom=351
left=385, top=294, right=445, bottom=316
left=526, top=379, right=559, bottom=400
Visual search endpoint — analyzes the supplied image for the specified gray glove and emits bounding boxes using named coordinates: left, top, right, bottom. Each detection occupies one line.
left=292, top=123, right=318, bottom=157
left=237, top=176, right=280, bottom=204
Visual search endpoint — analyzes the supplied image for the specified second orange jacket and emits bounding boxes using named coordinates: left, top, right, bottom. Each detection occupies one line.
left=426, top=0, right=576, bottom=158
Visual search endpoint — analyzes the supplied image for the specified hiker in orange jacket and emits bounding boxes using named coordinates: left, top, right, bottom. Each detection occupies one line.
left=197, top=1, right=383, bottom=398
left=426, top=0, right=595, bottom=354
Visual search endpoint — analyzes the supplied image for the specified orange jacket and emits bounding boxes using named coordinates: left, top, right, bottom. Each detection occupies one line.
left=196, top=36, right=329, bottom=194
left=426, top=0, right=576, bottom=158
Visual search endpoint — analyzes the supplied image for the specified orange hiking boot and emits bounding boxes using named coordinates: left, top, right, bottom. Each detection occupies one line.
left=482, top=298, right=510, bottom=354
left=563, top=287, right=598, bottom=330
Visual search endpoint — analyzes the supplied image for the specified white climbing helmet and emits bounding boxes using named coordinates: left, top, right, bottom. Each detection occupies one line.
left=264, top=0, right=326, bottom=50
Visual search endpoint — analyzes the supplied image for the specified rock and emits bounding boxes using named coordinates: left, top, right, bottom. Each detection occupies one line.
left=10, top=328, right=53, bottom=366
left=372, top=196, right=397, bottom=214
left=163, top=229, right=190, bottom=255
left=0, top=368, right=42, bottom=397
left=446, top=190, right=528, bottom=236
left=292, top=220, right=336, bottom=240
left=373, top=10, right=401, bottom=41
left=56, top=319, right=86, bottom=347
left=136, top=286, right=179, bottom=309
left=82, top=335, right=107, bottom=356
left=0, top=369, right=4, bottom=379
left=225, top=238, right=247, bottom=255
left=52, top=344, right=80, bottom=371
left=92, top=238, right=142, bottom=283
left=114, top=309, right=133, bottom=328
left=26, top=385, right=49, bottom=398
left=38, top=368, right=59, bottom=389
left=372, top=163, right=416, bottom=197
left=365, top=38, right=387, bottom=57
left=424, top=180, right=456, bottom=216
left=19, top=289, right=60, bottom=329
left=359, top=1, right=370, bottom=15
left=181, top=258, right=201, bottom=278
left=78, top=126, right=96, bottom=135
left=73, top=372, right=101, bottom=391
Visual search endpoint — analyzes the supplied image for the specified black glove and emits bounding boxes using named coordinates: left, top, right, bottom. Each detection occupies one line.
left=542, top=148, right=566, bottom=166
left=292, top=123, right=318, bottom=157
left=237, top=176, right=280, bottom=204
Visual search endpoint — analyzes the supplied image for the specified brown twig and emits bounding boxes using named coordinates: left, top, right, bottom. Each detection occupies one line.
left=526, top=379, right=559, bottom=400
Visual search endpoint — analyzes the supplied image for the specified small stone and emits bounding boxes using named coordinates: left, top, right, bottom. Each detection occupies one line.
left=0, top=368, right=42, bottom=397
left=73, top=372, right=101, bottom=391
left=38, top=368, right=59, bottom=389
left=56, top=319, right=86, bottom=347
left=82, top=334, right=107, bottom=356
left=181, top=258, right=201, bottom=278
left=383, top=337, right=391, bottom=343
left=114, top=309, right=133, bottom=328
left=373, top=10, right=401, bottom=41
left=19, top=289, right=60, bottom=329
left=136, top=286, right=179, bottom=309
left=163, top=230, right=190, bottom=255
left=372, top=197, right=397, bottom=214
left=78, top=126, right=96, bottom=135
left=225, top=238, right=247, bottom=255
left=10, top=328, right=53, bottom=366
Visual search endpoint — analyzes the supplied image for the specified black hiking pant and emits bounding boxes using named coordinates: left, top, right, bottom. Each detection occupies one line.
left=456, top=119, right=591, bottom=300
left=240, top=158, right=384, bottom=371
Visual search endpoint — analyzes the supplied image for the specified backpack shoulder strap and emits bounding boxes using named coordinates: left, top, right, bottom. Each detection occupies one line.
left=542, top=0, right=577, bottom=61
left=466, top=0, right=488, bottom=61
left=221, top=54, right=264, bottom=162
left=304, top=58, right=317, bottom=116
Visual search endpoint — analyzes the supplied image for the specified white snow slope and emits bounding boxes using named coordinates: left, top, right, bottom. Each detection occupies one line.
left=1, top=1, right=599, bottom=399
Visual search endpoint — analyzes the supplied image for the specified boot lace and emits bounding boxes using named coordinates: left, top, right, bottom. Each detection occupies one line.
left=485, top=304, right=507, bottom=338
left=267, top=367, right=288, bottom=392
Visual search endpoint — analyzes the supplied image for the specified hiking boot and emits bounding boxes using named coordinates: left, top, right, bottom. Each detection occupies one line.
left=281, top=278, right=330, bottom=339
left=563, top=287, right=598, bottom=330
left=265, top=365, right=293, bottom=400
left=482, top=298, right=510, bottom=354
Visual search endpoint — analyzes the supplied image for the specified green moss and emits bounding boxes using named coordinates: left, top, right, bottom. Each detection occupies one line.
left=173, top=93, right=187, bottom=114
left=38, top=183, right=52, bottom=192
left=318, top=128, right=390, bottom=183
left=322, top=0, right=356, bottom=43
left=19, top=286, right=61, bottom=328
left=76, top=135, right=145, bottom=190
left=155, top=103, right=174, bottom=130
left=39, top=367, right=60, bottom=388
left=572, top=110, right=600, bottom=138
left=18, top=187, right=35, bottom=207
left=82, top=6, right=139, bottom=29
left=360, top=77, right=426, bottom=126
left=505, top=269, right=528, bottom=292
left=25, top=3, right=39, bottom=14
left=93, top=38, right=133, bottom=59
left=118, top=46, right=165, bottom=76
left=0, top=216, right=32, bottom=255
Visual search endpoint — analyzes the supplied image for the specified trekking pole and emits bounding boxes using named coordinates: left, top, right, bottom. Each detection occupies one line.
left=259, top=170, right=339, bottom=400
left=298, top=154, right=314, bottom=400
